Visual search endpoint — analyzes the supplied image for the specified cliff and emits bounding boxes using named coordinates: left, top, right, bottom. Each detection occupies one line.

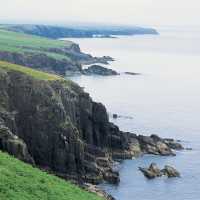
left=0, top=29, right=112, bottom=76
left=0, top=61, right=182, bottom=184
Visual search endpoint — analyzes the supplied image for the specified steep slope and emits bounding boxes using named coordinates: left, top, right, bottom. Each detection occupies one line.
left=0, top=61, right=182, bottom=185
left=0, top=151, right=104, bottom=200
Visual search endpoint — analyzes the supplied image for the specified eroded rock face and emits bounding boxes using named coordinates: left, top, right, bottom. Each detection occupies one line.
left=0, top=117, right=34, bottom=164
left=0, top=69, right=183, bottom=184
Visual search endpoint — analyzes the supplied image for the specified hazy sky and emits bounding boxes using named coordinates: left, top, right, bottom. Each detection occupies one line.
left=0, top=0, right=200, bottom=26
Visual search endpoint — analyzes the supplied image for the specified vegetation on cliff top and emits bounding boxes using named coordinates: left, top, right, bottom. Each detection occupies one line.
left=0, top=61, right=65, bottom=81
left=0, top=28, right=73, bottom=61
left=0, top=61, right=63, bottom=81
left=0, top=61, right=80, bottom=92
left=0, top=151, right=104, bottom=200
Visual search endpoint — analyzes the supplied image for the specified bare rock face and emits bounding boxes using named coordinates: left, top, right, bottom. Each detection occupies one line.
left=0, top=119, right=34, bottom=164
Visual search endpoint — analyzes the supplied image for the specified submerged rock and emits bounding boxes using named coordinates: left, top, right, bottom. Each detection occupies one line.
left=83, top=65, right=119, bottom=76
left=124, top=72, right=141, bottom=75
left=112, top=114, right=118, bottom=119
left=185, top=147, right=192, bottom=151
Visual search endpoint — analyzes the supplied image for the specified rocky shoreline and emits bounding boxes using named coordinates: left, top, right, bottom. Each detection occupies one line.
left=0, top=68, right=183, bottom=200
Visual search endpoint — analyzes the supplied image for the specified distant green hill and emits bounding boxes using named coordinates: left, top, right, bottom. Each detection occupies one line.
left=0, top=27, right=111, bottom=75
left=1, top=24, right=158, bottom=39
left=0, top=28, right=86, bottom=75
left=0, top=151, right=104, bottom=200
left=0, top=28, right=73, bottom=61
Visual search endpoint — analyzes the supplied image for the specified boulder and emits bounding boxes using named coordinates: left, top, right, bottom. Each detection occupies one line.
left=138, top=135, right=176, bottom=156
left=149, top=163, right=161, bottom=175
left=162, top=165, right=181, bottom=177
left=163, top=139, right=184, bottom=150
left=139, top=163, right=162, bottom=179
left=139, top=163, right=180, bottom=179
left=103, top=170, right=120, bottom=184
left=156, top=141, right=174, bottom=156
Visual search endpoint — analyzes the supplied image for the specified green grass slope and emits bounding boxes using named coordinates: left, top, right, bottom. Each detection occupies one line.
left=0, top=61, right=63, bottom=81
left=0, top=151, right=104, bottom=200
left=0, top=28, right=73, bottom=61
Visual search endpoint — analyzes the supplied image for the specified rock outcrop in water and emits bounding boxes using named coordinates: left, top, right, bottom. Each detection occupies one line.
left=139, top=163, right=180, bottom=179
left=0, top=67, right=183, bottom=184
left=83, top=65, right=119, bottom=76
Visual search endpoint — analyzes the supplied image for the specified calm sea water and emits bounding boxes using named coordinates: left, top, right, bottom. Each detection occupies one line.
left=66, top=27, right=200, bottom=200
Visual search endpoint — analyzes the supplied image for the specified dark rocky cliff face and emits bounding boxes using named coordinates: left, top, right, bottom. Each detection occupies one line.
left=0, top=69, right=182, bottom=184
left=0, top=69, right=130, bottom=183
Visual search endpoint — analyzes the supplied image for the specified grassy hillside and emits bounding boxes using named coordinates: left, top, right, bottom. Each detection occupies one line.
left=0, top=28, right=73, bottom=61
left=0, top=151, right=104, bottom=200
left=0, top=61, right=63, bottom=81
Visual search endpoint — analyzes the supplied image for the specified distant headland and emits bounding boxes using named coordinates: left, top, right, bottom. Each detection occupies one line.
left=0, top=24, right=159, bottom=39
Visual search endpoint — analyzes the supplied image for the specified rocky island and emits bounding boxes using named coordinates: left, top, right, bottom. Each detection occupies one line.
left=139, top=163, right=181, bottom=179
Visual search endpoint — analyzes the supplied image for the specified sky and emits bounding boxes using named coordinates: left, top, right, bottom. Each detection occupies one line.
left=0, top=0, right=200, bottom=27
